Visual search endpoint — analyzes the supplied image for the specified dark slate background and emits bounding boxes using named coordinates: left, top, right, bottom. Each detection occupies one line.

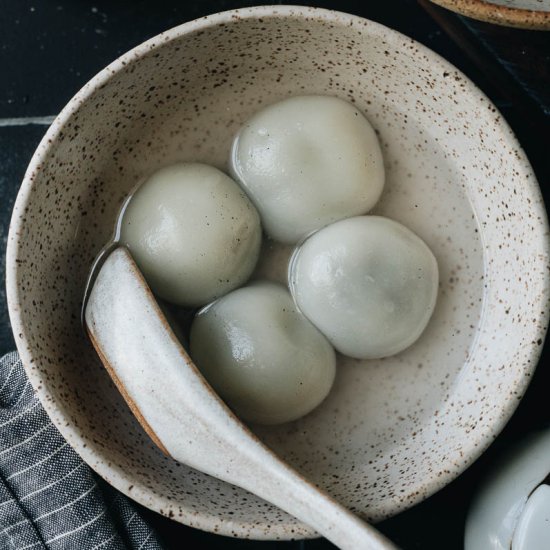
left=1, top=1, right=549, bottom=548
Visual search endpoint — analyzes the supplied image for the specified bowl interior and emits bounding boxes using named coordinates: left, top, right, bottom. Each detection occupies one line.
left=8, top=7, right=549, bottom=540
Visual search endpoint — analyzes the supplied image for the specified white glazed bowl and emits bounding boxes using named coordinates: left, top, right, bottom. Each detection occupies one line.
left=6, top=6, right=550, bottom=540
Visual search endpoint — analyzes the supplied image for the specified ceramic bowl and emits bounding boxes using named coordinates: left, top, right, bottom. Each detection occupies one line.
left=428, top=0, right=550, bottom=30
left=6, top=6, right=550, bottom=540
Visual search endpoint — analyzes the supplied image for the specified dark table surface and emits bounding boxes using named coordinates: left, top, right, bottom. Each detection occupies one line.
left=1, top=1, right=549, bottom=548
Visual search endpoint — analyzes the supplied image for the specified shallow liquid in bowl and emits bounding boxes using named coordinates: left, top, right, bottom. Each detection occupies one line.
left=95, top=82, right=483, bottom=511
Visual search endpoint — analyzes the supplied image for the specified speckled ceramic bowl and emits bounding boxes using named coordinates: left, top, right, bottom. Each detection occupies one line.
left=6, top=6, right=550, bottom=540
left=428, top=0, right=550, bottom=30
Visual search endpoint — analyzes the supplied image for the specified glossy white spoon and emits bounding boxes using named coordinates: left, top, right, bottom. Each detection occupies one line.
left=84, top=246, right=398, bottom=550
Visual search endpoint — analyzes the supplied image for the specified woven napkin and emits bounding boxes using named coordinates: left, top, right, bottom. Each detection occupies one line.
left=0, top=351, right=164, bottom=549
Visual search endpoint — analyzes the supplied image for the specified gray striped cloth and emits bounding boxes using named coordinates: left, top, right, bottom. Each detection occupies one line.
left=0, top=352, right=164, bottom=549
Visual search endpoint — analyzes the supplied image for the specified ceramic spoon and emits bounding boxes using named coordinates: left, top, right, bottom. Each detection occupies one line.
left=84, top=246, right=398, bottom=550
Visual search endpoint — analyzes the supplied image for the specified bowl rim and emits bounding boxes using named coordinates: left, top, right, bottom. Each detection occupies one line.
left=427, top=0, right=550, bottom=30
left=6, top=4, right=550, bottom=539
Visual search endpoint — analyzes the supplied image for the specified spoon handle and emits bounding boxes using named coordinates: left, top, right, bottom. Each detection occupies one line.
left=85, top=247, right=398, bottom=550
left=223, top=440, right=399, bottom=550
